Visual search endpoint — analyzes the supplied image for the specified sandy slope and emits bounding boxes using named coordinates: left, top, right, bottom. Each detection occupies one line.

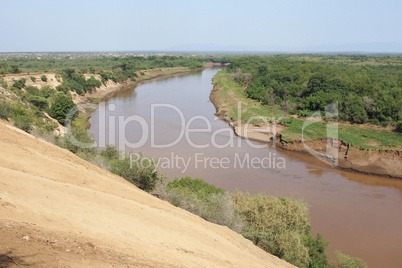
left=0, top=121, right=293, bottom=268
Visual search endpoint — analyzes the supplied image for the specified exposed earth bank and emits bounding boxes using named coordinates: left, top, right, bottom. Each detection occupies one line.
left=0, top=121, right=294, bottom=267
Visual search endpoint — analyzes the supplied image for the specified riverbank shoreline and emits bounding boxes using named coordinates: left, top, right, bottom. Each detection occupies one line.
left=210, top=71, right=402, bottom=179
left=74, top=63, right=225, bottom=129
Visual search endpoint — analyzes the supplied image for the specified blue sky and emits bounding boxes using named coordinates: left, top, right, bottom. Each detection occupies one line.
left=1, top=0, right=401, bottom=52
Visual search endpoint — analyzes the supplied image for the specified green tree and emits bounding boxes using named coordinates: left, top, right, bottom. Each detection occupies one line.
left=41, top=75, right=48, bottom=82
left=12, top=78, right=26, bottom=90
left=10, top=64, right=21, bottom=74
left=49, top=95, right=76, bottom=124
left=343, top=96, right=368, bottom=124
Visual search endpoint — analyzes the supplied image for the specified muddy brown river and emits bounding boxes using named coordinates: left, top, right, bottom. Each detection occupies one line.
left=89, top=68, right=402, bottom=267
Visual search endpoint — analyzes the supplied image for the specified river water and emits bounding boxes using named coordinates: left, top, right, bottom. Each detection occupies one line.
left=89, top=68, right=402, bottom=267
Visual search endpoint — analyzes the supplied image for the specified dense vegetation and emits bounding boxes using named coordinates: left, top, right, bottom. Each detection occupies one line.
left=213, top=70, right=402, bottom=149
left=227, top=55, right=402, bottom=126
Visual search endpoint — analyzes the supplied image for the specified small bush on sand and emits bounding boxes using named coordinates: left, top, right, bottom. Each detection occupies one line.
left=0, top=100, right=10, bottom=119
left=0, top=78, right=8, bottom=88
left=154, top=177, right=243, bottom=232
left=154, top=177, right=244, bottom=232
left=12, top=78, right=26, bottom=90
left=167, top=177, right=225, bottom=200
left=12, top=115, right=33, bottom=132
left=9, top=103, right=33, bottom=132
left=100, top=146, right=161, bottom=192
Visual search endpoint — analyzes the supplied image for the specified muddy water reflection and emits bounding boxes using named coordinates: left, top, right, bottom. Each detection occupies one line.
left=89, top=68, right=402, bottom=268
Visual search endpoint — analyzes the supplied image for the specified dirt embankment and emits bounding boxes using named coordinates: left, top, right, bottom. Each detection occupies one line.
left=210, top=78, right=402, bottom=179
left=0, top=121, right=294, bottom=267
left=273, top=134, right=402, bottom=179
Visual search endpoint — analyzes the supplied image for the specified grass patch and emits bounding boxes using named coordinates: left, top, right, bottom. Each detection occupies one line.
left=73, top=112, right=92, bottom=129
left=338, top=125, right=402, bottom=149
left=213, top=71, right=284, bottom=122
left=279, top=118, right=402, bottom=149
left=87, top=96, right=103, bottom=104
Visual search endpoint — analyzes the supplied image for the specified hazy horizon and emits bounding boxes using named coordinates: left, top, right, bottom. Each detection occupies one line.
left=1, top=0, right=401, bottom=53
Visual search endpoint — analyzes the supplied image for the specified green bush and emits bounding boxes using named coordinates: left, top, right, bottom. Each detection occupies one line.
left=110, top=155, right=159, bottom=192
left=41, top=75, right=47, bottom=82
left=85, top=76, right=102, bottom=92
left=25, top=85, right=39, bottom=95
left=231, top=191, right=328, bottom=268
left=0, top=78, right=7, bottom=88
left=100, top=144, right=119, bottom=160
left=39, top=85, right=56, bottom=98
left=9, top=103, right=33, bottom=132
left=397, top=121, right=402, bottom=132
left=12, top=78, right=26, bottom=90
left=100, top=146, right=161, bottom=192
left=298, top=110, right=313, bottom=118
left=30, top=76, right=36, bottom=82
left=49, top=95, right=76, bottom=124
left=0, top=100, right=10, bottom=119
left=12, top=115, right=33, bottom=132
left=303, top=233, right=329, bottom=267
left=167, top=177, right=225, bottom=200
left=61, top=124, right=96, bottom=158
left=155, top=177, right=244, bottom=232
left=57, top=70, right=101, bottom=94
left=34, top=118, right=58, bottom=133
left=332, top=251, right=367, bottom=268
left=27, top=95, right=48, bottom=110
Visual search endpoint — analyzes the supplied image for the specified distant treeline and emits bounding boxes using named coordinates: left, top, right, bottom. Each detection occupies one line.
left=227, top=55, right=402, bottom=125
left=0, top=54, right=231, bottom=80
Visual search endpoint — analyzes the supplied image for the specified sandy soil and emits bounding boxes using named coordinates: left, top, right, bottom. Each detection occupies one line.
left=0, top=121, right=293, bottom=267
left=1, top=73, right=62, bottom=90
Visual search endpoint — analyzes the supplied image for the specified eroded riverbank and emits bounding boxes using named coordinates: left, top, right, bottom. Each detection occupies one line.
left=209, top=71, right=402, bottom=179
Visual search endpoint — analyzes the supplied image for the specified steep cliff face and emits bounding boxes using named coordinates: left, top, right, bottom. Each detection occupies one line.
left=274, top=134, right=402, bottom=179
left=0, top=121, right=294, bottom=268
